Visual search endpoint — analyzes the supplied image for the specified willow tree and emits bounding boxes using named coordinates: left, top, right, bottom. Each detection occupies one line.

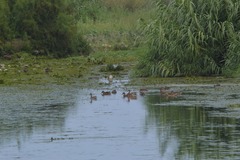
left=137, top=0, right=240, bottom=77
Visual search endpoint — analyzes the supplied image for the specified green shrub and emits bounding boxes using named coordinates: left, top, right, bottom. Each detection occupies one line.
left=4, top=0, right=91, bottom=57
left=0, top=0, right=11, bottom=40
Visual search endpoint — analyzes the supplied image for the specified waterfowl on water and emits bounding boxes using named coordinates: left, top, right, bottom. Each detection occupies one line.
left=122, top=91, right=137, bottom=99
left=122, top=92, right=128, bottom=98
left=164, top=91, right=182, bottom=98
left=128, top=90, right=137, bottom=96
left=101, top=91, right=111, bottom=96
left=90, top=93, right=97, bottom=100
left=129, top=95, right=137, bottom=100
left=214, top=84, right=221, bottom=88
left=111, top=90, right=117, bottom=94
left=140, top=88, right=148, bottom=92
left=160, top=87, right=170, bottom=95
left=140, top=91, right=145, bottom=96
left=139, top=88, right=148, bottom=96
left=160, top=87, right=182, bottom=98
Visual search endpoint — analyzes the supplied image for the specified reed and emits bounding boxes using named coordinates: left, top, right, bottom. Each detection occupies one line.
left=102, top=0, right=150, bottom=11
left=137, top=0, right=240, bottom=77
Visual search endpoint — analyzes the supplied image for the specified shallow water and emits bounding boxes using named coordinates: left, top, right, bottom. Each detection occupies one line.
left=1, top=83, right=240, bottom=160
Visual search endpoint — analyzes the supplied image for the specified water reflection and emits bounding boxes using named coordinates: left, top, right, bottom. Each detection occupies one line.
left=1, top=84, right=240, bottom=159
left=144, top=93, right=240, bottom=159
left=0, top=85, right=79, bottom=151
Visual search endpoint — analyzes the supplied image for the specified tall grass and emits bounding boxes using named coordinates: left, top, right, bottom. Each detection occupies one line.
left=102, top=0, right=150, bottom=11
left=77, top=0, right=155, bottom=52
left=137, top=0, right=240, bottom=77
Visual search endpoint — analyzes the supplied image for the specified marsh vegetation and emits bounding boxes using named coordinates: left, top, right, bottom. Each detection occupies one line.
left=1, top=0, right=240, bottom=83
left=137, top=0, right=240, bottom=77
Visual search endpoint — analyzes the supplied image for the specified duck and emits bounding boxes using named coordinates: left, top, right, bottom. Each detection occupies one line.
left=122, top=92, right=128, bottom=98
left=139, top=88, right=148, bottom=96
left=127, top=90, right=137, bottom=96
left=101, top=91, right=111, bottom=96
left=164, top=91, right=182, bottom=98
left=128, top=93, right=137, bottom=100
left=140, top=91, right=145, bottom=96
left=214, top=84, right=221, bottom=88
left=90, top=93, right=97, bottom=100
left=140, top=88, right=148, bottom=92
left=111, top=90, right=117, bottom=94
left=122, top=91, right=137, bottom=100
left=160, top=87, right=170, bottom=95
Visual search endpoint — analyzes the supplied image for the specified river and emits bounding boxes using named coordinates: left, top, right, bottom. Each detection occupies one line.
left=0, top=82, right=240, bottom=160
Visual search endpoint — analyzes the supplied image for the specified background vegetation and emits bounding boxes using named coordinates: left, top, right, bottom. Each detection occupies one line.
left=0, top=0, right=153, bottom=58
left=137, top=0, right=240, bottom=77
left=0, top=0, right=91, bottom=58
left=0, top=0, right=153, bottom=84
left=1, top=0, right=240, bottom=81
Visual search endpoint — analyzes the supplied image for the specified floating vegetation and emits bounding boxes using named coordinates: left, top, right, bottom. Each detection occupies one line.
left=228, top=104, right=240, bottom=109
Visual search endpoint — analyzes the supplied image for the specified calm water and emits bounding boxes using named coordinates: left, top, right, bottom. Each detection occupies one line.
left=1, top=84, right=240, bottom=160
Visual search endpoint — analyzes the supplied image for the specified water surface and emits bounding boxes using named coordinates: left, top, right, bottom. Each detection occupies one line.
left=1, top=84, right=240, bottom=160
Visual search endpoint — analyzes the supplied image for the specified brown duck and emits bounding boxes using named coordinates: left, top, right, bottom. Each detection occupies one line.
left=139, top=88, right=148, bottom=96
left=111, top=90, right=117, bottom=94
left=90, top=93, right=97, bottom=100
left=101, top=91, right=111, bottom=96
left=164, top=91, right=182, bottom=98
left=122, top=91, right=137, bottom=99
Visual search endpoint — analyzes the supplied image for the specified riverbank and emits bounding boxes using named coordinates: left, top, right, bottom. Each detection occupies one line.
left=0, top=47, right=141, bottom=86
left=1, top=50, right=240, bottom=87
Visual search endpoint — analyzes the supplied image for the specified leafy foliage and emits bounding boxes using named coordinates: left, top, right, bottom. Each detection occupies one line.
left=137, top=0, right=240, bottom=77
left=0, top=0, right=90, bottom=57
left=0, top=0, right=11, bottom=41
left=71, top=0, right=103, bottom=23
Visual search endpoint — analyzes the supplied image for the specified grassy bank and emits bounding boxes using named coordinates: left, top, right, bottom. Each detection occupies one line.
left=0, top=1, right=153, bottom=85
left=78, top=5, right=154, bottom=52
left=1, top=48, right=239, bottom=86
left=2, top=0, right=238, bottom=86
left=0, top=47, right=143, bottom=85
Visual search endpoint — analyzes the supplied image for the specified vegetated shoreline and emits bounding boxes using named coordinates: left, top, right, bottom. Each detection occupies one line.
left=0, top=46, right=239, bottom=87
left=1, top=52, right=240, bottom=87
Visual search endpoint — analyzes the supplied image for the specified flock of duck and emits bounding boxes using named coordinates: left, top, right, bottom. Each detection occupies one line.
left=89, top=86, right=182, bottom=102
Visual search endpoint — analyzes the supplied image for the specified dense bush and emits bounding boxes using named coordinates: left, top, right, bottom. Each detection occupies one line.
left=0, top=0, right=91, bottom=57
left=137, top=0, right=240, bottom=77
left=0, top=0, right=11, bottom=41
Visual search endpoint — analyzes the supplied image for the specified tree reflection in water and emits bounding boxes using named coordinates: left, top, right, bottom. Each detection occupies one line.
left=144, top=94, right=240, bottom=159
left=0, top=85, right=78, bottom=151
